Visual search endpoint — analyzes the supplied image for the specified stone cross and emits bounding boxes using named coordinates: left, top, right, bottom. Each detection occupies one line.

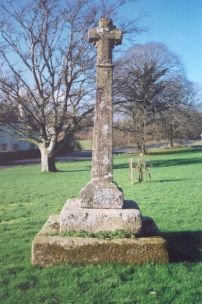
left=80, top=18, right=124, bottom=209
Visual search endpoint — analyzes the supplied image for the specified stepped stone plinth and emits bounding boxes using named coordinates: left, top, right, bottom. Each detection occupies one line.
left=32, top=18, right=169, bottom=267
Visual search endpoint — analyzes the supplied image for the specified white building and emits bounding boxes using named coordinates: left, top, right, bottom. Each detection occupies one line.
left=0, top=125, right=37, bottom=152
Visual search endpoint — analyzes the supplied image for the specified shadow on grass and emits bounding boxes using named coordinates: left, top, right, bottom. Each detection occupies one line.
left=163, top=231, right=202, bottom=263
left=151, top=178, right=189, bottom=183
left=142, top=217, right=201, bottom=263
left=113, top=157, right=202, bottom=170
left=151, top=157, right=202, bottom=168
left=57, top=168, right=90, bottom=173
left=149, top=147, right=202, bottom=156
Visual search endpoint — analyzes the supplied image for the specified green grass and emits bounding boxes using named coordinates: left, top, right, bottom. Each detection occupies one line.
left=0, top=148, right=202, bottom=304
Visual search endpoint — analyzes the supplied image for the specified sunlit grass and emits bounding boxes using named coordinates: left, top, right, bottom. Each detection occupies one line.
left=0, top=148, right=202, bottom=304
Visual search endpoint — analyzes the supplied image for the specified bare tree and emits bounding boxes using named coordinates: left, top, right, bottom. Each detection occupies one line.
left=0, top=0, right=98, bottom=171
left=158, top=76, right=197, bottom=147
left=0, top=0, right=141, bottom=171
left=113, top=42, right=191, bottom=152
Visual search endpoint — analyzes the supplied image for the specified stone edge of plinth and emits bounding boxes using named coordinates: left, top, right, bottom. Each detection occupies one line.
left=31, top=215, right=169, bottom=267
left=63, top=198, right=141, bottom=210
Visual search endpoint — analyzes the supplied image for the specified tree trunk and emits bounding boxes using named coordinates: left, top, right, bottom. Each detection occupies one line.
left=168, top=125, right=174, bottom=148
left=169, top=137, right=174, bottom=148
left=137, top=133, right=147, bottom=155
left=140, top=117, right=147, bottom=154
left=141, top=142, right=147, bottom=155
left=39, top=147, right=57, bottom=172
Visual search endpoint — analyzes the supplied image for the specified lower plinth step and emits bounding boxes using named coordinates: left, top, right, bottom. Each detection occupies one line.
left=32, top=215, right=169, bottom=267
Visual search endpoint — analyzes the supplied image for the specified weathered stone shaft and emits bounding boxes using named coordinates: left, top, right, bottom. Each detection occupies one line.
left=90, top=18, right=122, bottom=183
left=91, top=64, right=113, bottom=182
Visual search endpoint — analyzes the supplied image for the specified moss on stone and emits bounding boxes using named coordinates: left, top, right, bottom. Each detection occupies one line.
left=52, top=229, right=137, bottom=239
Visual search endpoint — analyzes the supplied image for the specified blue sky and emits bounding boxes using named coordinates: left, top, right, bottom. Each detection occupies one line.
left=121, top=0, right=202, bottom=85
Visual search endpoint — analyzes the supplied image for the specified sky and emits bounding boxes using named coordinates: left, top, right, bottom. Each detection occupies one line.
left=121, top=0, right=202, bottom=85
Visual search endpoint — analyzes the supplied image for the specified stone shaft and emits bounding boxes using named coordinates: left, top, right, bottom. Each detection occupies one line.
left=90, top=18, right=122, bottom=184
left=91, top=64, right=113, bottom=182
left=80, top=18, right=123, bottom=209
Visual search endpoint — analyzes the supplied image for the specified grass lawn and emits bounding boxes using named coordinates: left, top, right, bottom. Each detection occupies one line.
left=0, top=148, right=202, bottom=304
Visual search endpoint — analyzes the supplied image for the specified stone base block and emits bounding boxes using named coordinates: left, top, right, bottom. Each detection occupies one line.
left=80, top=181, right=124, bottom=209
left=32, top=215, right=169, bottom=267
left=60, top=199, right=142, bottom=234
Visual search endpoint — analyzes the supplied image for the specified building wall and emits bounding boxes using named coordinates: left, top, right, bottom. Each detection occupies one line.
left=0, top=125, right=37, bottom=152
